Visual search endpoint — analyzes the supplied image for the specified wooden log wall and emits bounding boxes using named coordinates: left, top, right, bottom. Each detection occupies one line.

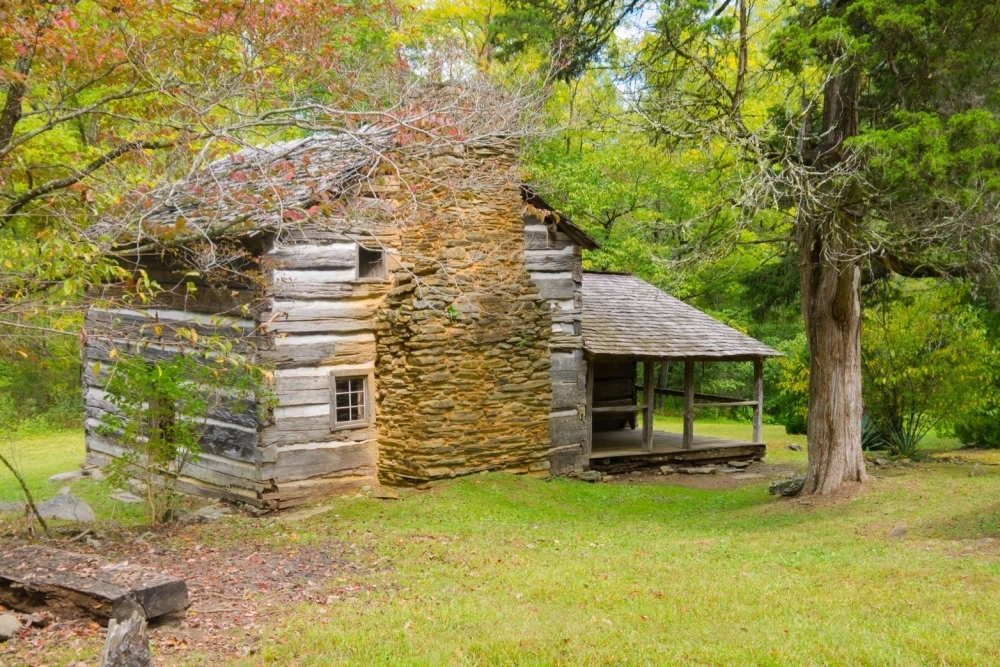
left=523, top=213, right=588, bottom=474
left=81, top=306, right=267, bottom=504
left=255, top=225, right=400, bottom=507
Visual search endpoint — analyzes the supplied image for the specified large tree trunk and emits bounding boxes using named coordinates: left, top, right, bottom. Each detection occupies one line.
left=797, top=64, right=869, bottom=494
left=799, top=223, right=869, bottom=494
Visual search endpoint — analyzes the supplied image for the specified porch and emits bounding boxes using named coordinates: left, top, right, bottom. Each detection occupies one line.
left=581, top=272, right=781, bottom=469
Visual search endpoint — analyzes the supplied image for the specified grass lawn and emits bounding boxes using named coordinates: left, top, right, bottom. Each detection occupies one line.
left=3, top=427, right=1000, bottom=665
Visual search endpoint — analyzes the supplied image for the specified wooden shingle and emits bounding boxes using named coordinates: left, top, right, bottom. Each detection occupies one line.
left=582, top=272, right=781, bottom=360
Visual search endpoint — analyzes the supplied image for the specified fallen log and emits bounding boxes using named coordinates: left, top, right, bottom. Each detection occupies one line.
left=0, top=546, right=187, bottom=624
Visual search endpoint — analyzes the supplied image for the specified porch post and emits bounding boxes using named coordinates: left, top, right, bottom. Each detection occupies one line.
left=752, top=357, right=763, bottom=443
left=583, top=358, right=594, bottom=459
left=642, top=360, right=655, bottom=452
left=683, top=360, right=695, bottom=449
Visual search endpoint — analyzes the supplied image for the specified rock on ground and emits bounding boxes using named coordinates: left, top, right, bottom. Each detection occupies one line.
left=728, top=460, right=752, bottom=469
left=36, top=494, right=96, bottom=522
left=678, top=466, right=716, bottom=475
left=0, top=613, right=20, bottom=642
left=785, top=444, right=802, bottom=452
left=888, top=526, right=907, bottom=538
left=768, top=475, right=806, bottom=496
left=48, top=470, right=85, bottom=484
left=195, top=503, right=234, bottom=520
left=0, top=501, right=26, bottom=513
left=110, top=492, right=144, bottom=504
left=577, top=471, right=602, bottom=483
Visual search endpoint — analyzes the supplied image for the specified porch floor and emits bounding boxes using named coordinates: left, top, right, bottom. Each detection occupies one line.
left=590, top=428, right=765, bottom=462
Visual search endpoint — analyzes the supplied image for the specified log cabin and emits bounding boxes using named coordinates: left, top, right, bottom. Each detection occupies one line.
left=82, top=131, right=779, bottom=508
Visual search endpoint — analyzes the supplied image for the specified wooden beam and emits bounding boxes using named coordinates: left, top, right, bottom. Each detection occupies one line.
left=654, top=388, right=750, bottom=403
left=753, top=357, right=764, bottom=443
left=642, top=361, right=655, bottom=453
left=584, top=360, right=594, bottom=458
left=692, top=401, right=759, bottom=408
left=683, top=360, right=695, bottom=449
left=591, top=404, right=651, bottom=414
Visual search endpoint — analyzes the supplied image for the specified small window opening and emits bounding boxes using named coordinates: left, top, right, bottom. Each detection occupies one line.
left=331, top=375, right=368, bottom=428
left=358, top=245, right=386, bottom=280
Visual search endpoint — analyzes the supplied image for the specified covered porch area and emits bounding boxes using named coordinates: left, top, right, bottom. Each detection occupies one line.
left=581, top=272, right=782, bottom=467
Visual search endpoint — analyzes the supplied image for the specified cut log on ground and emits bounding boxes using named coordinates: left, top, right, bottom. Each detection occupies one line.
left=0, top=546, right=187, bottom=623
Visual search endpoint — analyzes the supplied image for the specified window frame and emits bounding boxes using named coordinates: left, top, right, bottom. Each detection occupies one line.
left=356, top=244, right=387, bottom=282
left=329, top=369, right=374, bottom=431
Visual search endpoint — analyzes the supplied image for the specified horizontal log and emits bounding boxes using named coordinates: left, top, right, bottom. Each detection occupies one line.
left=591, top=404, right=648, bottom=413
left=525, top=228, right=577, bottom=251
left=262, top=440, right=376, bottom=483
left=261, top=420, right=376, bottom=447
left=550, top=412, right=588, bottom=448
left=263, top=474, right=376, bottom=509
left=692, top=401, right=758, bottom=408
left=525, top=247, right=578, bottom=273
left=552, top=382, right=585, bottom=411
left=264, top=242, right=356, bottom=270
left=656, top=388, right=754, bottom=403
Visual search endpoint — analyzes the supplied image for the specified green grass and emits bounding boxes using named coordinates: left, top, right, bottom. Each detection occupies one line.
left=5, top=428, right=1000, bottom=666
left=0, top=429, right=155, bottom=527
left=245, top=463, right=1000, bottom=666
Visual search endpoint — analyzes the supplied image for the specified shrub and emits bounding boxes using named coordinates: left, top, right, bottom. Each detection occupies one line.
left=97, top=333, right=267, bottom=523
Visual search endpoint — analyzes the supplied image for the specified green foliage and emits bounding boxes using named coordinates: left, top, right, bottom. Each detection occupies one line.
left=97, top=334, right=267, bottom=523
left=952, top=337, right=1000, bottom=448
left=487, top=0, right=642, bottom=80
left=770, top=333, right=810, bottom=435
left=861, top=281, right=991, bottom=455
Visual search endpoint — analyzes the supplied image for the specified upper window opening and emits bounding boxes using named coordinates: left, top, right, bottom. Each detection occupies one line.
left=358, top=245, right=386, bottom=280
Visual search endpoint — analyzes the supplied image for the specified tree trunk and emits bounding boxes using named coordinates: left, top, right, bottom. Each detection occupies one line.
left=799, top=224, right=869, bottom=494
left=797, top=63, right=869, bottom=494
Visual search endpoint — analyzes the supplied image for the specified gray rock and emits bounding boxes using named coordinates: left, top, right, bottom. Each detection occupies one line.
left=715, top=466, right=740, bottom=474
left=970, top=464, right=985, bottom=477
left=0, top=614, right=20, bottom=641
left=768, top=475, right=806, bottom=496
left=0, top=501, right=26, bottom=512
left=875, top=458, right=890, bottom=467
left=578, top=470, right=602, bottom=483
left=659, top=465, right=675, bottom=475
left=48, top=470, right=85, bottom=484
left=111, top=492, right=144, bottom=504
left=678, top=466, right=716, bottom=475
left=360, top=485, right=373, bottom=492
left=728, top=460, right=752, bottom=469
left=888, top=526, right=907, bottom=538
left=88, top=468, right=106, bottom=482
left=36, top=494, right=96, bottom=522
left=785, top=443, right=802, bottom=452
left=732, top=473, right=765, bottom=480
left=372, top=487, right=400, bottom=500
left=195, top=503, right=233, bottom=520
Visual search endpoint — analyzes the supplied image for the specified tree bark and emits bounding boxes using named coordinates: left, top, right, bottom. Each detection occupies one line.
left=799, top=223, right=869, bottom=494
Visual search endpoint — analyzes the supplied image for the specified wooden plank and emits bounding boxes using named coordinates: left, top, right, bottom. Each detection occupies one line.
left=656, top=388, right=754, bottom=403
left=753, top=357, right=764, bottom=443
left=643, top=361, right=654, bottom=453
left=0, top=546, right=188, bottom=623
left=525, top=247, right=577, bottom=272
left=683, top=360, right=695, bottom=449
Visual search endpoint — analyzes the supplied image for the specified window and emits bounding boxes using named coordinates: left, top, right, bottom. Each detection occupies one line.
left=330, top=372, right=372, bottom=429
left=357, top=245, right=386, bottom=280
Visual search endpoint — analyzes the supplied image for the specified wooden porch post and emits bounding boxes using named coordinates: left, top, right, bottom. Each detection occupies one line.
left=682, top=360, right=695, bottom=449
left=642, top=360, right=654, bottom=452
left=583, top=358, right=594, bottom=459
left=752, top=357, right=763, bottom=443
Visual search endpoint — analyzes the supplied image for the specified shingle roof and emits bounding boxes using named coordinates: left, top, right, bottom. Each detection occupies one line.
left=582, top=272, right=781, bottom=360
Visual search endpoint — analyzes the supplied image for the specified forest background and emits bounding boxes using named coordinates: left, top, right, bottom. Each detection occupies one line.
left=2, top=0, right=999, bottom=460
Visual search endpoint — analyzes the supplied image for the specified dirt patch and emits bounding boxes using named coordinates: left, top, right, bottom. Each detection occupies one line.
left=0, top=519, right=379, bottom=665
left=602, top=462, right=802, bottom=491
